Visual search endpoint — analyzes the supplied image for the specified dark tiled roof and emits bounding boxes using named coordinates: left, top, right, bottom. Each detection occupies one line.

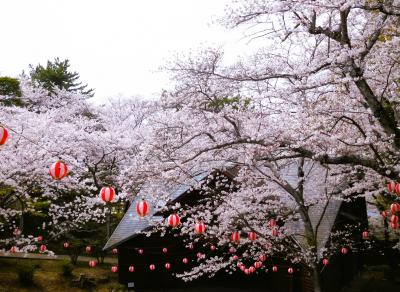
left=103, top=172, right=209, bottom=250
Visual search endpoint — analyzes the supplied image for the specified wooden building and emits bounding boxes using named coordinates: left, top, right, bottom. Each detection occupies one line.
left=104, top=167, right=367, bottom=292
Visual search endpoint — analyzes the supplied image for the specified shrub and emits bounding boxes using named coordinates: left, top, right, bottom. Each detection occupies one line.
left=17, top=264, right=36, bottom=286
left=61, top=260, right=74, bottom=277
left=0, top=77, right=21, bottom=97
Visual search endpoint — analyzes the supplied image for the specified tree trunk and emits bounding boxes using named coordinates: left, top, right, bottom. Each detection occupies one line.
left=312, top=265, right=323, bottom=292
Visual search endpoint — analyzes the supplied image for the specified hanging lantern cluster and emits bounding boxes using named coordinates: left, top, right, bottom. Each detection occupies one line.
left=387, top=181, right=400, bottom=195
left=49, top=161, right=68, bottom=180
left=0, top=126, right=8, bottom=146
left=100, top=187, right=115, bottom=203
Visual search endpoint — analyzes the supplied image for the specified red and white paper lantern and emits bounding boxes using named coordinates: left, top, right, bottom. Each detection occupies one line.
left=391, top=203, right=400, bottom=213
left=390, top=221, right=399, bottom=229
left=232, top=255, right=239, bottom=261
left=89, top=260, right=96, bottom=268
left=182, top=258, right=189, bottom=264
left=229, top=247, right=236, bottom=253
left=128, top=265, right=135, bottom=272
left=396, top=184, right=400, bottom=195
left=100, top=187, right=115, bottom=203
left=381, top=210, right=389, bottom=218
left=248, top=231, right=257, bottom=241
left=341, top=247, right=348, bottom=255
left=49, top=161, right=68, bottom=180
left=39, top=245, right=47, bottom=253
left=136, top=200, right=150, bottom=217
left=288, top=267, right=294, bottom=274
left=10, top=246, right=17, bottom=253
left=86, top=246, right=92, bottom=253
left=112, top=248, right=118, bottom=254
left=322, top=258, right=329, bottom=266
left=244, top=268, right=250, bottom=275
left=388, top=181, right=396, bottom=193
left=0, top=127, right=8, bottom=146
left=162, top=247, right=168, bottom=253
left=231, top=231, right=240, bottom=243
left=36, top=236, right=43, bottom=242
left=167, top=214, right=181, bottom=228
left=362, top=231, right=369, bottom=239
left=210, top=245, right=216, bottom=251
left=272, top=266, right=278, bottom=272
left=63, top=242, right=69, bottom=249
left=271, top=229, right=278, bottom=237
left=249, top=266, right=255, bottom=273
left=194, top=222, right=206, bottom=234
left=111, top=266, right=118, bottom=273
left=138, top=248, right=144, bottom=255
left=268, top=219, right=276, bottom=228
left=259, top=255, right=267, bottom=262
left=254, top=261, right=262, bottom=269
left=165, top=263, right=171, bottom=269
left=391, top=215, right=399, bottom=224
left=149, top=264, right=156, bottom=271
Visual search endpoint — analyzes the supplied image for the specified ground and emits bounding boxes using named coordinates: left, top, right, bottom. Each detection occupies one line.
left=0, top=257, right=121, bottom=292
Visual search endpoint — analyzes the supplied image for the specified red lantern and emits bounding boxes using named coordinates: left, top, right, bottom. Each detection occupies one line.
left=272, top=266, right=278, bottom=272
left=259, top=255, right=267, bottom=262
left=149, top=264, right=155, bottom=271
left=49, top=161, right=68, bottom=180
left=210, top=245, right=216, bottom=251
left=86, top=245, right=92, bottom=253
left=396, top=184, right=400, bottom=195
left=391, top=215, right=399, bottom=224
left=254, top=261, right=262, bottom=269
left=63, top=242, right=69, bottom=249
left=288, top=267, right=294, bottom=274
left=322, top=258, right=329, bottom=266
left=248, top=231, right=257, bottom=241
left=165, top=262, right=171, bottom=269
left=112, top=248, right=118, bottom=254
left=194, top=222, right=206, bottom=234
left=182, top=258, right=189, bottom=264
left=249, top=266, right=255, bottom=273
left=232, top=255, right=239, bottom=261
left=136, top=200, right=150, bottom=217
left=390, top=221, right=399, bottom=229
left=240, top=265, right=246, bottom=271
left=36, top=236, right=43, bottom=242
left=128, top=265, right=135, bottom=272
left=39, top=245, right=47, bottom=253
left=0, top=127, right=8, bottom=145
left=229, top=247, right=236, bottom=253
left=381, top=210, right=389, bottom=218
left=100, top=187, right=115, bottom=203
left=89, top=260, right=96, bottom=268
left=167, top=214, right=180, bottom=228
left=231, top=231, right=240, bottom=243
left=111, top=266, right=118, bottom=273
left=362, top=231, right=369, bottom=239
left=268, top=219, right=276, bottom=228
left=10, top=246, right=17, bottom=253
left=341, top=247, right=348, bottom=255
left=388, top=181, right=396, bottom=193
left=162, top=247, right=168, bottom=253
left=271, top=229, right=278, bottom=237
left=237, top=262, right=243, bottom=268
left=138, top=248, right=144, bottom=255
left=391, top=203, right=400, bottom=213
left=244, top=268, right=250, bottom=275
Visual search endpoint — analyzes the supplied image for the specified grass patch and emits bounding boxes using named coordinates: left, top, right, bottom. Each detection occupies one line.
left=0, top=257, right=118, bottom=292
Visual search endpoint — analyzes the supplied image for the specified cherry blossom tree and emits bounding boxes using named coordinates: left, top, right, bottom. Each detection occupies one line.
left=136, top=1, right=400, bottom=291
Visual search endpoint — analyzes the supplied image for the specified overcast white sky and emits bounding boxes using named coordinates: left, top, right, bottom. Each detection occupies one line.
left=0, top=0, right=248, bottom=103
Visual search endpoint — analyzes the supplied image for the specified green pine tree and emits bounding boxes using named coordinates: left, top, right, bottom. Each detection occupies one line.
left=29, top=58, right=94, bottom=96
